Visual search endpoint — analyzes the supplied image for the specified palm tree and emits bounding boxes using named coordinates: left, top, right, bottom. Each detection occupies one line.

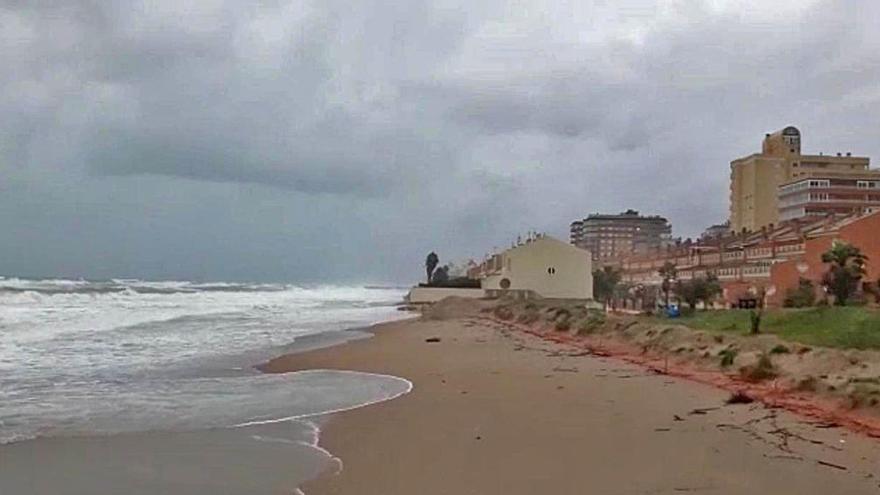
left=821, top=242, right=867, bottom=306
left=425, top=252, right=439, bottom=284
left=593, top=266, right=621, bottom=309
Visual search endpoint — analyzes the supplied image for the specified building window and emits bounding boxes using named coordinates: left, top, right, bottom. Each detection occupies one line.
left=547, top=267, right=556, bottom=275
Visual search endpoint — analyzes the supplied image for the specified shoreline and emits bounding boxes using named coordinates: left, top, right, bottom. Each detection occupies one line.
left=0, top=317, right=416, bottom=495
left=262, top=311, right=880, bottom=494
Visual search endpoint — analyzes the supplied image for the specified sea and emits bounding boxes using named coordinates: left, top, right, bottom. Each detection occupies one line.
left=0, top=277, right=413, bottom=494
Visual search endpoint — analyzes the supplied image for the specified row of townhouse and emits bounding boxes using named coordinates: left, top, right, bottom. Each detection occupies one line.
left=600, top=212, right=880, bottom=307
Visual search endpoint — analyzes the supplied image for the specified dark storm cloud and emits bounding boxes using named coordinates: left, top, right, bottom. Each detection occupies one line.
left=3, top=0, right=880, bottom=282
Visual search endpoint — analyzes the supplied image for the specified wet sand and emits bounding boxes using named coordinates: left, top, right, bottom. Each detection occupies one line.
left=262, top=316, right=880, bottom=494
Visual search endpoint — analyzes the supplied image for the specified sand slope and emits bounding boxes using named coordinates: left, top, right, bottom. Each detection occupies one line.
left=262, top=315, right=880, bottom=494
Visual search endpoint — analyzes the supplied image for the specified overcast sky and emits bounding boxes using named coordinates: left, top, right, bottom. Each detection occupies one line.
left=2, top=0, right=880, bottom=283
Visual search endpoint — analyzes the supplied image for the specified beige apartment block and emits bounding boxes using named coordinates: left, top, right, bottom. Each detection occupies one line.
left=729, top=126, right=870, bottom=232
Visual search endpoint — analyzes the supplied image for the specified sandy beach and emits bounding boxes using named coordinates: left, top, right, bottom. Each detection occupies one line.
left=262, top=312, right=880, bottom=494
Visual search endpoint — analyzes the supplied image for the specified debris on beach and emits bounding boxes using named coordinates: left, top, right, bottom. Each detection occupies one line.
left=726, top=391, right=755, bottom=405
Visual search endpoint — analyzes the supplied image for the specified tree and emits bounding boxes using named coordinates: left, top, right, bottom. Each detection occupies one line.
left=702, top=274, right=723, bottom=308
left=425, top=252, right=439, bottom=284
left=592, top=266, right=621, bottom=307
left=675, top=275, right=722, bottom=311
left=783, top=278, right=815, bottom=308
left=821, top=242, right=867, bottom=306
left=675, top=279, right=700, bottom=310
left=658, top=262, right=677, bottom=308
left=614, top=281, right=634, bottom=309
left=750, top=286, right=767, bottom=334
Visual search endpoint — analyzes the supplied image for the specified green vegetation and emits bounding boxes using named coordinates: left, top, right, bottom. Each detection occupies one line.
left=783, top=278, right=816, bottom=308
left=769, top=344, right=790, bottom=354
left=658, top=262, right=677, bottom=308
left=592, top=266, right=621, bottom=307
left=662, top=307, right=880, bottom=350
left=749, top=309, right=761, bottom=335
left=821, top=241, right=867, bottom=306
left=576, top=311, right=606, bottom=335
left=554, top=319, right=571, bottom=331
left=675, top=275, right=722, bottom=310
left=718, top=348, right=737, bottom=367
left=516, top=305, right=541, bottom=325
left=740, top=354, right=777, bottom=382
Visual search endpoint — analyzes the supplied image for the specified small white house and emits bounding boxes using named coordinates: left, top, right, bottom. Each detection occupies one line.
left=481, top=236, right=593, bottom=300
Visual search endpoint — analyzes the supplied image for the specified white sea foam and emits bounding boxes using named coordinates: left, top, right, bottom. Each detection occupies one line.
left=0, top=278, right=409, bottom=445
left=233, top=370, right=414, bottom=427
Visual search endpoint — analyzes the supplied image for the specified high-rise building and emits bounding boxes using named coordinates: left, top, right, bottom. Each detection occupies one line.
left=570, top=209, right=671, bottom=260
left=729, top=126, right=870, bottom=232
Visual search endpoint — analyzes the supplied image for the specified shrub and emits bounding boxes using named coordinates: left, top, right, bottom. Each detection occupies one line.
left=576, top=312, right=606, bottom=335
left=555, top=319, right=571, bottom=331
left=493, top=306, right=514, bottom=321
left=769, top=344, right=790, bottom=354
left=795, top=376, right=818, bottom=392
left=419, top=277, right=481, bottom=289
left=740, top=354, right=777, bottom=382
left=552, top=307, right=572, bottom=321
left=516, top=309, right=541, bottom=325
left=783, top=278, right=815, bottom=308
left=749, top=310, right=762, bottom=335
left=719, top=348, right=738, bottom=368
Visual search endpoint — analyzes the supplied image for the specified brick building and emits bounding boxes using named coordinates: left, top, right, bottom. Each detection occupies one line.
left=604, top=212, right=880, bottom=308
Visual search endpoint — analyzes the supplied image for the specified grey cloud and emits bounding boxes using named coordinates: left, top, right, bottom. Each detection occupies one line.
left=2, top=0, right=880, bottom=283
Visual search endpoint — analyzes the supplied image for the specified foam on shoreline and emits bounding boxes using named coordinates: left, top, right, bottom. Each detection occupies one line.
left=233, top=369, right=414, bottom=428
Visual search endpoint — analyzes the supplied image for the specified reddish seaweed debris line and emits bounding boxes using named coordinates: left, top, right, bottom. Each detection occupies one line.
left=481, top=316, right=880, bottom=440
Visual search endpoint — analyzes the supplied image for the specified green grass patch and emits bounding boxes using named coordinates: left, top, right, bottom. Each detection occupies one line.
left=654, top=307, right=880, bottom=350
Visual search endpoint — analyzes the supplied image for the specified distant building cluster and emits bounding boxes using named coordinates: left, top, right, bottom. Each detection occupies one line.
left=434, top=125, right=880, bottom=308
left=579, top=126, right=880, bottom=308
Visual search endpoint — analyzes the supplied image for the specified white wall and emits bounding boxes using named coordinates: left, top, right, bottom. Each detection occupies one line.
left=481, top=237, right=593, bottom=299
left=406, top=287, right=486, bottom=304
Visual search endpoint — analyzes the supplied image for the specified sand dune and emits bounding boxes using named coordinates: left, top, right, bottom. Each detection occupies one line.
left=262, top=313, right=880, bottom=494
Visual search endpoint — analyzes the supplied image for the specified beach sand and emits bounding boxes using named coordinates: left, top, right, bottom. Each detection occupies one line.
left=262, top=315, right=880, bottom=494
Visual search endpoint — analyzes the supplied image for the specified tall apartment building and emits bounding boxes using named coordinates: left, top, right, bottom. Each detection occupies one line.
left=570, top=209, right=671, bottom=260
left=729, top=126, right=870, bottom=232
